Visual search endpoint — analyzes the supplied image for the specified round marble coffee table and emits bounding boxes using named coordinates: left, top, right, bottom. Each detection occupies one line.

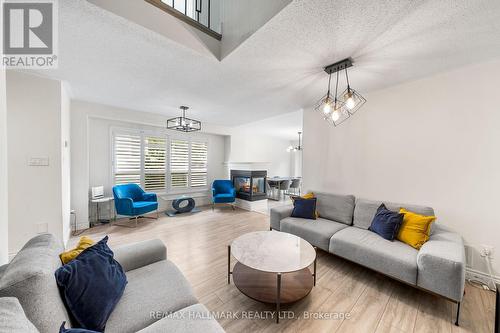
left=228, top=231, right=317, bottom=323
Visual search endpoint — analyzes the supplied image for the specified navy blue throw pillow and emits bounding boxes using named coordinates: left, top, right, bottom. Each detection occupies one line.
left=59, top=321, right=100, bottom=333
left=291, top=198, right=317, bottom=220
left=369, top=204, right=404, bottom=240
left=55, top=236, right=127, bottom=332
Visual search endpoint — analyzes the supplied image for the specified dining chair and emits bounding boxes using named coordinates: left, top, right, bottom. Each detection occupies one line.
left=286, top=178, right=301, bottom=196
left=266, top=179, right=279, bottom=200
left=279, top=180, right=291, bottom=201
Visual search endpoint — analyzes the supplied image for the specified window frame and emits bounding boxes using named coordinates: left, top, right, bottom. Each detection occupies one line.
left=168, top=135, right=209, bottom=191
left=111, top=127, right=209, bottom=194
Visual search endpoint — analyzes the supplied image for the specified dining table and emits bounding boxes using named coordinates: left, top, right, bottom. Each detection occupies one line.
left=266, top=176, right=296, bottom=201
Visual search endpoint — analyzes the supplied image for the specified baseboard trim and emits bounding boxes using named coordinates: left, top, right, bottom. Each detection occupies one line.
left=466, top=267, right=500, bottom=286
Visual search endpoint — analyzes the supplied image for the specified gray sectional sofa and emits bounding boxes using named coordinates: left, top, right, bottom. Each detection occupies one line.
left=270, top=191, right=466, bottom=325
left=0, top=234, right=225, bottom=333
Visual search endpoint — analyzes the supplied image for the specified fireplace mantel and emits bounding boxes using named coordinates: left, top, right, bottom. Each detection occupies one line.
left=223, top=161, right=271, bottom=170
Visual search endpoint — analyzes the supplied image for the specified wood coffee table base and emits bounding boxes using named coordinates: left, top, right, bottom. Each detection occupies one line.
left=227, top=236, right=317, bottom=324
left=232, top=261, right=314, bottom=323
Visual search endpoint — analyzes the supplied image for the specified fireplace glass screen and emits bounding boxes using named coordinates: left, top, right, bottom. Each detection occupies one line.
left=230, top=170, right=267, bottom=201
left=234, top=177, right=251, bottom=194
left=252, top=177, right=265, bottom=195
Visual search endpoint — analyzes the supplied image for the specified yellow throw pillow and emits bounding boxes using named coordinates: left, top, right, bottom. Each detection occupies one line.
left=301, top=192, right=315, bottom=200
left=60, top=236, right=95, bottom=264
left=291, top=192, right=319, bottom=218
left=397, top=208, right=436, bottom=250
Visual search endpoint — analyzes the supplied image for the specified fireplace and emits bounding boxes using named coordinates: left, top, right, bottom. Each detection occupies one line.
left=230, top=170, right=267, bottom=201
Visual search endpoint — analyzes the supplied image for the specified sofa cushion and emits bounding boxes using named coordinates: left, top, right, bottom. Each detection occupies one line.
left=314, top=192, right=355, bottom=225
left=280, top=217, right=348, bottom=251
left=213, top=193, right=236, bottom=203
left=105, top=260, right=198, bottom=333
left=0, top=297, right=39, bottom=333
left=132, top=201, right=159, bottom=215
left=329, top=227, right=418, bottom=285
left=137, top=304, right=225, bottom=333
left=0, top=234, right=71, bottom=333
left=353, top=198, right=434, bottom=230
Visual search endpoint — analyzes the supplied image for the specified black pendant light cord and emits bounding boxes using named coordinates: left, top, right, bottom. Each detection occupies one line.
left=334, top=70, right=339, bottom=102
left=326, top=72, right=332, bottom=97
left=345, top=67, right=351, bottom=91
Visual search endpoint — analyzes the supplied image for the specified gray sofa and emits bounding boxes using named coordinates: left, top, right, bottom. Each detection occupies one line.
left=270, top=191, right=465, bottom=325
left=0, top=234, right=225, bottom=333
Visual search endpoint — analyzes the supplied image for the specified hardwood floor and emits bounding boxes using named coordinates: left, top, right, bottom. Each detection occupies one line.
left=75, top=207, right=495, bottom=333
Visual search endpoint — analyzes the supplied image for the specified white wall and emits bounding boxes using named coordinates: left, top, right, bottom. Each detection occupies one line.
left=0, top=68, right=8, bottom=264
left=227, top=132, right=292, bottom=177
left=61, top=83, right=72, bottom=244
left=289, top=140, right=302, bottom=178
left=303, top=58, right=500, bottom=278
left=224, top=110, right=302, bottom=177
left=6, top=71, right=70, bottom=254
left=71, top=100, right=227, bottom=228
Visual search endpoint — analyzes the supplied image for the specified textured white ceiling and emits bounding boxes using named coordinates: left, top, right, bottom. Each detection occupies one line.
left=34, top=0, right=500, bottom=126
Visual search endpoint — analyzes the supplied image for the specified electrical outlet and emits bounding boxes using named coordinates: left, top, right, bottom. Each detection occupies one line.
left=479, top=245, right=494, bottom=258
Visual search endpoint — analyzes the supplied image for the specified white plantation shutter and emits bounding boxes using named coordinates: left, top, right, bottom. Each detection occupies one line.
left=144, top=136, right=166, bottom=191
left=113, top=134, right=141, bottom=185
left=190, top=141, right=208, bottom=187
left=170, top=139, right=189, bottom=188
left=113, top=130, right=209, bottom=191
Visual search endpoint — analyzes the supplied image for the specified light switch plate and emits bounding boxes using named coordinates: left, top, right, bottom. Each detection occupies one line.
left=28, top=157, right=49, bottom=166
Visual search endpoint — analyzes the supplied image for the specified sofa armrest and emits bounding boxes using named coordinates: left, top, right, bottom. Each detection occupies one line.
left=113, top=239, right=167, bottom=272
left=416, top=225, right=465, bottom=302
left=270, top=205, right=293, bottom=230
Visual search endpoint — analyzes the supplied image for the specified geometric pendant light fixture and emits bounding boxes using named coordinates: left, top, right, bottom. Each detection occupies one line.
left=166, top=106, right=202, bottom=132
left=340, top=64, right=366, bottom=114
left=314, top=58, right=366, bottom=126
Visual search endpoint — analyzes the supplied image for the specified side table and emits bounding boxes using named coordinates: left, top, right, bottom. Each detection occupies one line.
left=90, top=197, right=116, bottom=226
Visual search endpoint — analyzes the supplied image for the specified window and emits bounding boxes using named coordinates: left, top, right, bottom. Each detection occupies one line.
left=170, top=139, right=208, bottom=188
left=144, top=136, right=166, bottom=191
left=190, top=141, right=208, bottom=187
left=170, top=139, right=189, bottom=188
left=112, top=129, right=208, bottom=192
left=113, top=133, right=141, bottom=186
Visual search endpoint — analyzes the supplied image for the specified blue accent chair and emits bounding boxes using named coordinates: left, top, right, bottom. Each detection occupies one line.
left=212, top=180, right=236, bottom=210
left=112, top=184, right=159, bottom=227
